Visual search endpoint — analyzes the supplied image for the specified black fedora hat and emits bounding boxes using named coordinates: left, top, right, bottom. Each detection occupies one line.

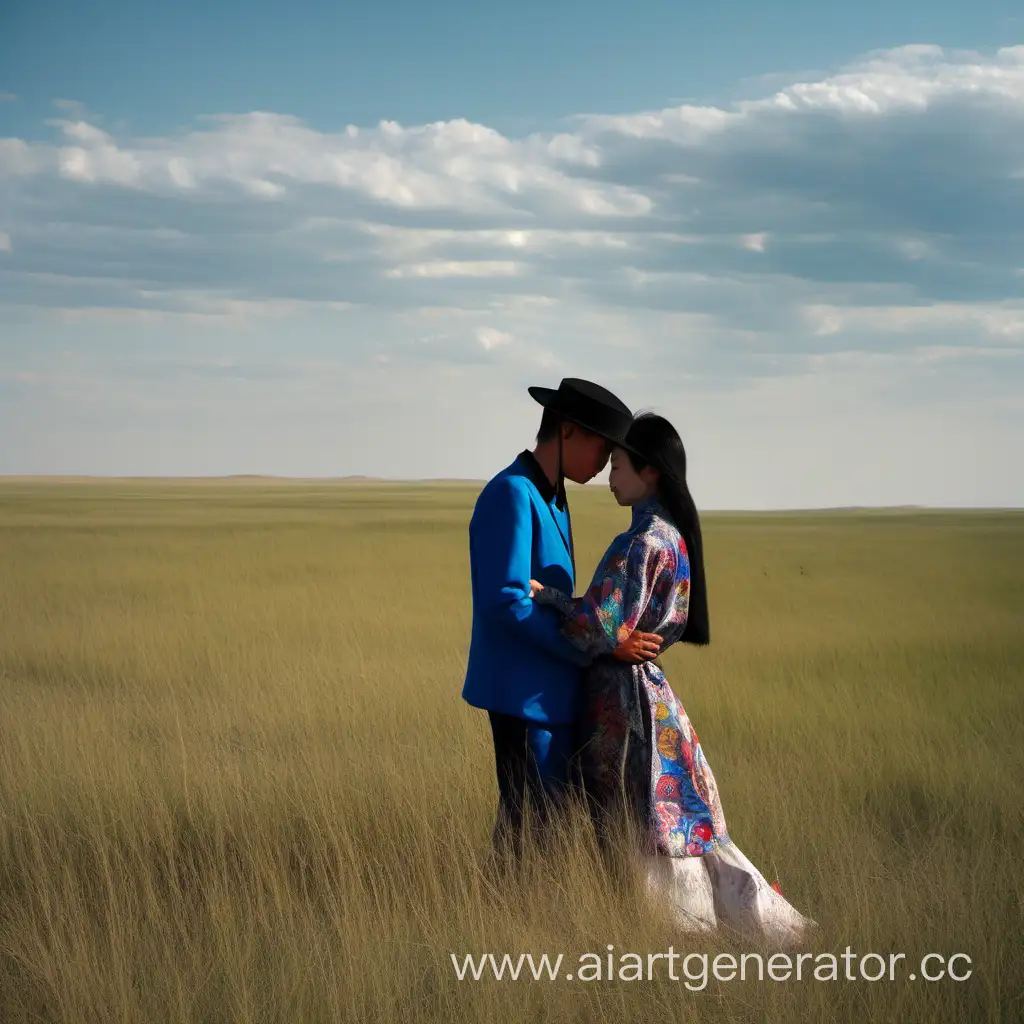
left=528, top=378, right=633, bottom=446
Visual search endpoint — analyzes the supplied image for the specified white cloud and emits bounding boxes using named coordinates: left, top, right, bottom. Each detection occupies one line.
left=1, top=45, right=1022, bottom=501
left=0, top=44, right=1018, bottom=330
left=5, top=111, right=651, bottom=218
left=0, top=138, right=42, bottom=176
left=800, top=301, right=1024, bottom=340
left=475, top=326, right=514, bottom=350
left=385, top=260, right=522, bottom=279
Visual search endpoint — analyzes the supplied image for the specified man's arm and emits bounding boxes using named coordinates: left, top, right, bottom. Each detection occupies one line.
left=471, top=478, right=591, bottom=667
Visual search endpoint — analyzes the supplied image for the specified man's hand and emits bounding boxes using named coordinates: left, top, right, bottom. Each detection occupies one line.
left=528, top=579, right=545, bottom=597
left=612, top=629, right=663, bottom=664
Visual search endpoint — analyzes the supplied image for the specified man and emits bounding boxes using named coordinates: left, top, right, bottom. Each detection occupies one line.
left=462, top=378, right=664, bottom=859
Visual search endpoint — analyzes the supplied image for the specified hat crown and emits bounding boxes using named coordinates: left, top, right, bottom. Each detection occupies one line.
left=557, top=377, right=631, bottom=418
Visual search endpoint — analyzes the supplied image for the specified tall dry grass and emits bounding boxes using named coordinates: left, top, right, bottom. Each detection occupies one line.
left=0, top=481, right=1021, bottom=1022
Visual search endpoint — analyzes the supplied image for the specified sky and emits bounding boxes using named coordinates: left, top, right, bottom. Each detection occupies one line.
left=1, top=0, right=1023, bottom=508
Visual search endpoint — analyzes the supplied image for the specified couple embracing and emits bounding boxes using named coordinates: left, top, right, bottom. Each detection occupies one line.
left=462, top=378, right=815, bottom=946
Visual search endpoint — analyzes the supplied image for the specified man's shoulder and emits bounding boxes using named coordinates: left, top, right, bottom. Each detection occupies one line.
left=470, top=462, right=543, bottom=536
left=476, top=459, right=533, bottom=504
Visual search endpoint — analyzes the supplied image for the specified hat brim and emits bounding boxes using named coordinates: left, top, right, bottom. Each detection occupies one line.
left=527, top=385, right=557, bottom=406
left=613, top=439, right=644, bottom=456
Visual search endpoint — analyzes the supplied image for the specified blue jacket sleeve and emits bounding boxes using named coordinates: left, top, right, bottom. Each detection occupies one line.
left=471, top=478, right=591, bottom=667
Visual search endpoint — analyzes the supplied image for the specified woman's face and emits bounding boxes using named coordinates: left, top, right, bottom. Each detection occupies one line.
left=608, top=447, right=659, bottom=506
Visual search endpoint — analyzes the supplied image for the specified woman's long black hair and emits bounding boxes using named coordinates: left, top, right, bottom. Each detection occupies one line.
left=623, top=412, right=710, bottom=646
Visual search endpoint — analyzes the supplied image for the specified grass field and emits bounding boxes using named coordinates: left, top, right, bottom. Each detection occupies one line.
left=1, top=480, right=1021, bottom=1023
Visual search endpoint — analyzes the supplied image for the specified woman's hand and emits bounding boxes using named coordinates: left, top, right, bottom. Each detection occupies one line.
left=529, top=579, right=545, bottom=598
left=612, top=629, right=663, bottom=664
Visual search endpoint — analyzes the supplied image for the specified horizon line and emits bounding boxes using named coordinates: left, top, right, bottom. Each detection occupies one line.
left=1, top=475, right=1021, bottom=512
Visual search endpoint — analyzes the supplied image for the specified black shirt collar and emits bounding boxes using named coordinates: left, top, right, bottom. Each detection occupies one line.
left=517, top=449, right=566, bottom=509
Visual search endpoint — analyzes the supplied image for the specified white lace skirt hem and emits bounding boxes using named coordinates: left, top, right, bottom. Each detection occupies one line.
left=643, top=839, right=817, bottom=947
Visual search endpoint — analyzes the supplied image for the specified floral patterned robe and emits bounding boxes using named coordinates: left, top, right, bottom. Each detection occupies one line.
left=534, top=493, right=730, bottom=858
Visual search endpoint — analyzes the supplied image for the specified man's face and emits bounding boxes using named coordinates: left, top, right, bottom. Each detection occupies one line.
left=561, top=423, right=612, bottom=483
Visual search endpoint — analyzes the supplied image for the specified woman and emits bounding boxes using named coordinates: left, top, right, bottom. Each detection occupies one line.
left=529, top=412, right=816, bottom=945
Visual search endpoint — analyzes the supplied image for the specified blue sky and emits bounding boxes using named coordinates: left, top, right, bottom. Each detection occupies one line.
left=1, top=1, right=1023, bottom=507
left=3, top=0, right=1021, bottom=136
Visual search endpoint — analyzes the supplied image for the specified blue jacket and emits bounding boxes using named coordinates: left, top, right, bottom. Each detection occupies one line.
left=461, top=453, right=591, bottom=724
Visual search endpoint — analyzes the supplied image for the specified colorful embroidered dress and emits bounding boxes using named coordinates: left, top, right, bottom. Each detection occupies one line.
left=533, top=493, right=816, bottom=944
